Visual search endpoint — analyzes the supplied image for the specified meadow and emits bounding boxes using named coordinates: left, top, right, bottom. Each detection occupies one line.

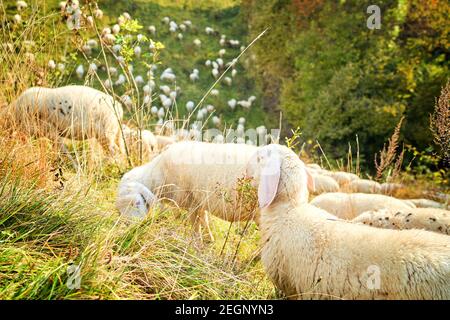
left=0, top=0, right=448, bottom=300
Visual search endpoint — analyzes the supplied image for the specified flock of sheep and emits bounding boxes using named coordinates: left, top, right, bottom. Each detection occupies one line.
left=5, top=1, right=450, bottom=300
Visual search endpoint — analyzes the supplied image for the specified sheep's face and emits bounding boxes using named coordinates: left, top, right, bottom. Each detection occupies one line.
left=117, top=182, right=157, bottom=220
left=246, top=144, right=314, bottom=209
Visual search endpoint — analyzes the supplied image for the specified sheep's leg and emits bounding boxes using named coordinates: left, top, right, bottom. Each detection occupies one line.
left=98, top=134, right=119, bottom=158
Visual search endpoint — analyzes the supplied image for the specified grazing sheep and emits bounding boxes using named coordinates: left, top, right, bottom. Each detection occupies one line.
left=116, top=142, right=259, bottom=240
left=116, top=163, right=161, bottom=220
left=344, top=179, right=382, bottom=194
left=310, top=173, right=340, bottom=195
left=16, top=1, right=28, bottom=11
left=246, top=144, right=450, bottom=299
left=352, top=208, right=450, bottom=235
left=122, top=125, right=158, bottom=159
left=11, top=85, right=125, bottom=156
left=48, top=59, right=56, bottom=70
left=154, top=135, right=175, bottom=150
left=310, top=192, right=415, bottom=220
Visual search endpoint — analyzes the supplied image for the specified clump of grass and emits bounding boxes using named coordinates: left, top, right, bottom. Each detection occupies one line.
left=374, top=116, right=405, bottom=181
left=430, top=80, right=450, bottom=165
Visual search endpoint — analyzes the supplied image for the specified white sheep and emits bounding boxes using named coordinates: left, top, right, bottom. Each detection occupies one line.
left=343, top=179, right=382, bottom=194
left=75, top=64, right=84, bottom=79
left=246, top=144, right=450, bottom=299
left=13, top=14, right=22, bottom=24
left=224, top=77, right=232, bottom=86
left=116, top=167, right=160, bottom=220
left=409, top=198, right=446, bottom=209
left=154, top=135, right=175, bottom=150
left=121, top=124, right=158, bottom=160
left=94, top=8, right=103, bottom=19
left=380, top=182, right=404, bottom=195
left=11, top=85, right=125, bottom=156
left=310, top=192, right=415, bottom=220
left=186, top=101, right=194, bottom=112
left=352, top=208, right=450, bottom=235
left=148, top=25, right=156, bottom=35
left=211, top=68, right=219, bottom=79
left=193, top=39, right=201, bottom=47
left=309, top=173, right=340, bottom=195
left=112, top=24, right=120, bottom=35
left=48, top=59, right=56, bottom=70
left=16, top=1, right=28, bottom=11
left=82, top=44, right=92, bottom=55
left=228, top=99, right=237, bottom=110
left=134, top=45, right=142, bottom=57
left=116, top=142, right=259, bottom=240
left=330, top=171, right=359, bottom=186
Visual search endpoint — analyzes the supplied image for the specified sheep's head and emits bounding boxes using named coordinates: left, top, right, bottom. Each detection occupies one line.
left=116, top=181, right=157, bottom=220
left=245, top=144, right=314, bottom=209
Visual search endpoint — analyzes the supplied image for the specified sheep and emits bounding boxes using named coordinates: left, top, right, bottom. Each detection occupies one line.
left=409, top=199, right=446, bottom=209
left=154, top=135, right=175, bottom=150
left=16, top=1, right=28, bottom=11
left=116, top=142, right=259, bottom=240
left=330, top=171, right=359, bottom=186
left=10, top=85, right=125, bottom=156
left=246, top=144, right=450, bottom=299
left=134, top=46, right=142, bottom=57
left=121, top=125, right=158, bottom=159
left=94, top=8, right=103, bottom=19
left=306, top=163, right=322, bottom=170
left=48, top=60, right=56, bottom=70
left=352, top=208, right=450, bottom=235
left=309, top=173, right=340, bottom=195
left=112, top=24, right=120, bottom=34
left=193, top=39, right=201, bottom=47
left=380, top=182, right=404, bottom=195
left=228, top=99, right=237, bottom=110
left=224, top=77, right=232, bottom=86
left=13, top=14, right=22, bottom=24
left=148, top=25, right=156, bottom=35
left=310, top=192, right=415, bottom=220
left=186, top=101, right=194, bottom=112
left=343, top=179, right=382, bottom=194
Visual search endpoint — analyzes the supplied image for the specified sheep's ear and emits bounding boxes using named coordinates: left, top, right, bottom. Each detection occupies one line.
left=258, top=152, right=281, bottom=208
left=305, top=168, right=315, bottom=192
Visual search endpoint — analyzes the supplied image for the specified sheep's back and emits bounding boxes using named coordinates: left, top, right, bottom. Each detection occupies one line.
left=261, top=203, right=450, bottom=299
left=160, top=142, right=258, bottom=221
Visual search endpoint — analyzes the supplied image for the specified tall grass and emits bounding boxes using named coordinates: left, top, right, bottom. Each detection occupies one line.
left=0, top=0, right=275, bottom=300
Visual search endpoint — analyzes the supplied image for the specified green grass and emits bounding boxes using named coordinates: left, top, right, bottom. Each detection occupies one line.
left=0, top=167, right=275, bottom=299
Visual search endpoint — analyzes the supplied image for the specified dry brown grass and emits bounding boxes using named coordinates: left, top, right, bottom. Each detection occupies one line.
left=374, top=116, right=405, bottom=181
left=430, top=80, right=450, bottom=164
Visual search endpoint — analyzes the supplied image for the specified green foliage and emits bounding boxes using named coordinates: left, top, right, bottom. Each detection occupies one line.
left=244, top=0, right=450, bottom=170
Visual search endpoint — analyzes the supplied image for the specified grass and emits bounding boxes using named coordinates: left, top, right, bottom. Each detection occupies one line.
left=0, top=138, right=275, bottom=299
left=0, top=0, right=276, bottom=300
